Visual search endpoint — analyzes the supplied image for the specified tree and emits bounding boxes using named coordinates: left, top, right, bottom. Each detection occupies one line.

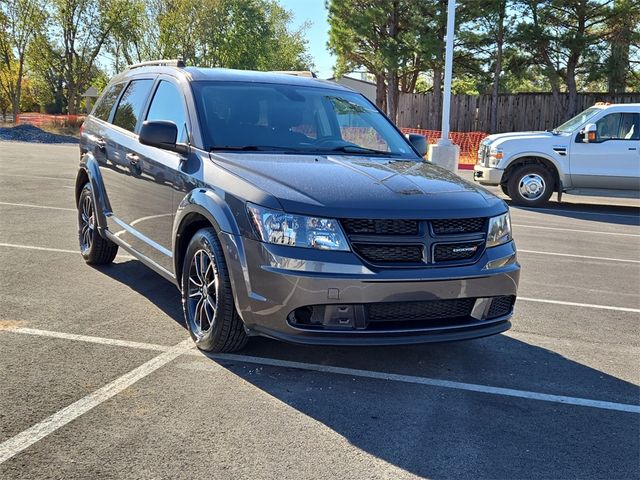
left=605, top=0, right=640, bottom=92
left=0, top=0, right=44, bottom=117
left=47, top=0, right=136, bottom=114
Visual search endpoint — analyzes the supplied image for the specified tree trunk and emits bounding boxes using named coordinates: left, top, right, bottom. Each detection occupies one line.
left=387, top=72, right=399, bottom=123
left=432, top=66, right=443, bottom=131
left=375, top=73, right=387, bottom=112
left=490, top=0, right=506, bottom=134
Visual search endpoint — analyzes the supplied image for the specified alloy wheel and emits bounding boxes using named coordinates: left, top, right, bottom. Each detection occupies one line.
left=187, top=249, right=219, bottom=337
left=79, top=194, right=95, bottom=253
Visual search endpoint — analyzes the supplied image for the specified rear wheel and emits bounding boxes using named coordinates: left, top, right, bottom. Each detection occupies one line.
left=181, top=228, right=248, bottom=352
left=506, top=165, right=554, bottom=207
left=77, top=183, right=118, bottom=264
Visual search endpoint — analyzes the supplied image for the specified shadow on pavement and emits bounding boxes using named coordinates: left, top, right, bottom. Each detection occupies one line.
left=508, top=200, right=640, bottom=227
left=96, top=258, right=640, bottom=478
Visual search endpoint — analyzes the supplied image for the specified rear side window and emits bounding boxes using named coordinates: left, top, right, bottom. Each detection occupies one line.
left=93, top=83, right=124, bottom=121
left=146, top=81, right=188, bottom=143
left=112, top=79, right=154, bottom=132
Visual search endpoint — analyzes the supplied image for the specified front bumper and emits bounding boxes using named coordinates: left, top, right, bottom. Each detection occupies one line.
left=220, top=234, right=520, bottom=346
left=474, top=164, right=504, bottom=186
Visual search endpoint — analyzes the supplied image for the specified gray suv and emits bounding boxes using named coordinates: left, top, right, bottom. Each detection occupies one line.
left=76, top=60, right=520, bottom=352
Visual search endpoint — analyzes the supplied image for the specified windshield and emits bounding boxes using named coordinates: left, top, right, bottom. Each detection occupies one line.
left=192, top=81, right=417, bottom=158
left=554, top=107, right=601, bottom=133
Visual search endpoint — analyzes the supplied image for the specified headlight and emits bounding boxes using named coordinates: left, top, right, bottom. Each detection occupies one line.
left=247, top=203, right=350, bottom=251
left=488, top=148, right=504, bottom=167
left=486, top=212, right=512, bottom=247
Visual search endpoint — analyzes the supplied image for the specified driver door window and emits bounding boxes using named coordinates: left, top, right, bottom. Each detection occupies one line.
left=595, top=113, right=639, bottom=142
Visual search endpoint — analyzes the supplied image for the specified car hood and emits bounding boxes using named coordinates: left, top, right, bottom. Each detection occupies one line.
left=483, top=130, right=565, bottom=147
left=210, top=152, right=506, bottom=218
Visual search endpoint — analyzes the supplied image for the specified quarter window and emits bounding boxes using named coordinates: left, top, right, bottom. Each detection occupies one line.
left=112, top=79, right=154, bottom=133
left=93, top=83, right=124, bottom=121
left=146, top=81, right=188, bottom=143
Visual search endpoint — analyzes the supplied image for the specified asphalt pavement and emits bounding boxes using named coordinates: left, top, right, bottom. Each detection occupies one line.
left=1, top=141, right=639, bottom=479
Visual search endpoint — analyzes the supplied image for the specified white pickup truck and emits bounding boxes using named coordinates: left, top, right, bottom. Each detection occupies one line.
left=473, top=103, right=640, bottom=206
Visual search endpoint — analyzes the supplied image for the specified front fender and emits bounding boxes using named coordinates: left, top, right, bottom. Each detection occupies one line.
left=76, top=153, right=109, bottom=232
left=172, top=188, right=243, bottom=275
left=501, top=152, right=568, bottom=185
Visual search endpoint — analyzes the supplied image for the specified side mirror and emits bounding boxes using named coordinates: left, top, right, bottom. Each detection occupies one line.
left=139, top=120, right=188, bottom=154
left=582, top=123, right=597, bottom=143
left=407, top=133, right=428, bottom=157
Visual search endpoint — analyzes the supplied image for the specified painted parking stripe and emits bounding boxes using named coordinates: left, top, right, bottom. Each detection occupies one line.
left=182, top=354, right=640, bottom=414
left=513, top=206, right=640, bottom=219
left=0, top=340, right=193, bottom=465
left=518, top=249, right=640, bottom=264
left=0, top=173, right=74, bottom=182
left=4, top=327, right=169, bottom=352
left=0, top=242, right=135, bottom=259
left=0, top=201, right=76, bottom=211
left=518, top=297, right=640, bottom=313
left=512, top=223, right=640, bottom=237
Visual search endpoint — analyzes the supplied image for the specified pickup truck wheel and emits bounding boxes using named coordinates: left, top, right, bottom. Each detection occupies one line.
left=77, top=183, right=118, bottom=264
left=500, top=184, right=509, bottom=196
left=507, top=165, right=554, bottom=207
left=181, top=228, right=248, bottom=352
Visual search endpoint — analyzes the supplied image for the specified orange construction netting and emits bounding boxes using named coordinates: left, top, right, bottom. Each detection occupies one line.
left=16, top=113, right=85, bottom=128
left=401, top=128, right=487, bottom=169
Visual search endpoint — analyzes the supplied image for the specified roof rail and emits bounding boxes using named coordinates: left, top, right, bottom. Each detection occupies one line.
left=270, top=70, right=317, bottom=78
left=127, top=58, right=185, bottom=70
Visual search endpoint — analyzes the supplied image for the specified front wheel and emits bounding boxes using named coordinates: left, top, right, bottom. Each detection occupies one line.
left=77, top=183, right=118, bottom=264
left=506, top=165, right=554, bottom=207
left=180, top=228, right=248, bottom=352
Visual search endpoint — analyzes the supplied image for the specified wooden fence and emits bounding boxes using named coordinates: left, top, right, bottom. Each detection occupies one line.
left=397, top=92, right=640, bottom=134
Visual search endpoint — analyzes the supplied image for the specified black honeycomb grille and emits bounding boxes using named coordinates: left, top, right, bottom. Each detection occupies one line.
left=486, top=296, right=516, bottom=319
left=431, top=218, right=486, bottom=234
left=433, top=242, right=483, bottom=262
left=367, top=298, right=475, bottom=322
left=353, top=244, right=423, bottom=263
left=341, top=219, right=419, bottom=235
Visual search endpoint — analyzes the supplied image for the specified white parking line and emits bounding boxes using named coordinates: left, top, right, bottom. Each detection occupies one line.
left=5, top=327, right=169, bottom=352
left=513, top=224, right=640, bottom=237
left=518, top=297, right=640, bottom=313
left=0, top=340, right=193, bottom=465
left=0, top=201, right=75, bottom=212
left=181, top=354, right=640, bottom=414
left=0, top=242, right=134, bottom=259
left=513, top=206, right=640, bottom=219
left=518, top=249, right=640, bottom=264
left=0, top=173, right=74, bottom=182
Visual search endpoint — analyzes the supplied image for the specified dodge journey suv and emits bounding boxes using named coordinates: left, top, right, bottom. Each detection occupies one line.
left=76, top=59, right=520, bottom=352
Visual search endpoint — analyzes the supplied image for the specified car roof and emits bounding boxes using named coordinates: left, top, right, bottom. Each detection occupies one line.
left=112, top=65, right=351, bottom=92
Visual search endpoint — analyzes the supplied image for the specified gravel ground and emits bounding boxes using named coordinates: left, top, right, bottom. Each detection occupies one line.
left=0, top=124, right=78, bottom=144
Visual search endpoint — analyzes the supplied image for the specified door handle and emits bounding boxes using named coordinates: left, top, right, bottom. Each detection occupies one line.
left=126, top=153, right=139, bottom=164
left=96, top=138, right=106, bottom=150
left=628, top=147, right=637, bottom=151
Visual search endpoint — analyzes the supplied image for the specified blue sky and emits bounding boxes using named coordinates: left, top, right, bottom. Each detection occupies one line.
left=278, top=0, right=336, bottom=78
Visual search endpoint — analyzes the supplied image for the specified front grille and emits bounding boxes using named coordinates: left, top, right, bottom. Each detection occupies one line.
left=367, top=298, right=475, bottom=322
left=341, top=217, right=487, bottom=267
left=486, top=295, right=516, bottom=319
left=353, top=244, right=423, bottom=263
left=341, top=219, right=419, bottom=235
left=433, top=242, right=483, bottom=262
left=431, top=218, right=486, bottom=234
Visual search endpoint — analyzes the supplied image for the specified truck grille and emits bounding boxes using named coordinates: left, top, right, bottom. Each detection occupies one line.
left=340, top=217, right=487, bottom=267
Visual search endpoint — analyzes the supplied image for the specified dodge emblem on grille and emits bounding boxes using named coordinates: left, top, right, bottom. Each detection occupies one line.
left=452, top=246, right=478, bottom=254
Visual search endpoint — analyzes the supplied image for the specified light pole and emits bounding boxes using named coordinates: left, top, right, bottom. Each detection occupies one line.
left=428, top=0, right=460, bottom=172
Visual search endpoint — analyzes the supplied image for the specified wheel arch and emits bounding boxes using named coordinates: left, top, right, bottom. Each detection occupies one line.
left=75, top=154, right=109, bottom=231
left=502, top=154, right=561, bottom=192
left=172, top=188, right=241, bottom=281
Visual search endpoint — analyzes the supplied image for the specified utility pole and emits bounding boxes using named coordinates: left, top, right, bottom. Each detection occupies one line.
left=428, top=0, right=460, bottom=172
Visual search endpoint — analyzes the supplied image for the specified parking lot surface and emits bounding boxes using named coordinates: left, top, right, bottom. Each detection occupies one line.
left=1, top=141, right=639, bottom=479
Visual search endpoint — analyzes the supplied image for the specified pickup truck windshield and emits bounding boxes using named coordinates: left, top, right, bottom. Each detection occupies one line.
left=192, top=81, right=417, bottom=158
left=554, top=107, right=601, bottom=133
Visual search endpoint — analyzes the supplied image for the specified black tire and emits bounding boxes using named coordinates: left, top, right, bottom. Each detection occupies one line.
left=506, top=164, right=554, bottom=207
left=181, top=228, right=248, bottom=352
left=500, top=183, right=509, bottom=196
left=78, top=183, right=118, bottom=264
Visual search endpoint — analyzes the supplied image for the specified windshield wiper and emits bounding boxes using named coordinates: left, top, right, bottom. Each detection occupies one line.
left=325, top=145, right=392, bottom=155
left=210, top=145, right=304, bottom=152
